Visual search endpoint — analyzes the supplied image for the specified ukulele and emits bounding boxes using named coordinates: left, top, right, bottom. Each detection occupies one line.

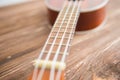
left=29, top=0, right=108, bottom=80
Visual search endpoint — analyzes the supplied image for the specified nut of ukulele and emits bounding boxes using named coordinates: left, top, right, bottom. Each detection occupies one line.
left=28, top=60, right=66, bottom=80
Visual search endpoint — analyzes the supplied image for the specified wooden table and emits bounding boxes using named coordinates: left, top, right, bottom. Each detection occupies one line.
left=0, top=0, right=120, bottom=80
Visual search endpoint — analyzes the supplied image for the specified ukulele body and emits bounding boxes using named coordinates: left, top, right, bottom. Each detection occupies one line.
left=46, top=0, right=108, bottom=31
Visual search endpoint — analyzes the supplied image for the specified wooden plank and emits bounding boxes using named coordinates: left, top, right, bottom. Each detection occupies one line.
left=0, top=0, right=120, bottom=80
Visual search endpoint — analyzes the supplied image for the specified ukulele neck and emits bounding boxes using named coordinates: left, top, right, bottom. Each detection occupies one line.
left=29, top=1, right=81, bottom=80
left=44, top=1, right=81, bottom=60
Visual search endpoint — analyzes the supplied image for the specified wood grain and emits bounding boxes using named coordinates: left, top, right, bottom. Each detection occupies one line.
left=0, top=0, right=120, bottom=80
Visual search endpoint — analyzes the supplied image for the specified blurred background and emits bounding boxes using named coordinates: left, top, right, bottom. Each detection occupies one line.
left=0, top=0, right=120, bottom=80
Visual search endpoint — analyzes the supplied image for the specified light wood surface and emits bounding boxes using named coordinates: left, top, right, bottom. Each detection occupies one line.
left=0, top=0, right=120, bottom=80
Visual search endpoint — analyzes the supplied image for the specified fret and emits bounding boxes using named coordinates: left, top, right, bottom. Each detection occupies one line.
left=46, top=39, right=72, bottom=51
left=47, top=43, right=71, bottom=47
left=57, top=18, right=78, bottom=22
left=43, top=51, right=68, bottom=55
left=50, top=32, right=73, bottom=39
left=59, top=15, right=79, bottom=18
left=56, top=38, right=62, bottom=43
left=57, top=18, right=74, bottom=22
left=48, top=35, right=71, bottom=43
left=60, top=11, right=80, bottom=15
left=52, top=45, right=59, bottom=52
left=55, top=22, right=76, bottom=27
left=60, top=12, right=80, bottom=15
left=48, top=38, right=54, bottom=43
left=57, top=19, right=75, bottom=22
left=65, top=33, right=71, bottom=37
left=50, top=32, right=69, bottom=38
left=52, top=28, right=75, bottom=33
left=58, top=16, right=78, bottom=19
left=60, top=45, right=66, bottom=52
left=52, top=31, right=74, bottom=34
left=44, top=43, right=70, bottom=55
left=53, top=26, right=75, bottom=29
left=63, top=38, right=69, bottom=44
left=51, top=32, right=62, bottom=37
left=45, top=44, right=59, bottom=52
left=55, top=22, right=67, bottom=25
left=50, top=32, right=56, bottom=36
left=54, top=23, right=77, bottom=28
left=49, top=36, right=73, bottom=40
left=55, top=22, right=76, bottom=25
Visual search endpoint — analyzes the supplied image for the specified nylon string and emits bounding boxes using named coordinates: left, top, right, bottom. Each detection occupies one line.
left=32, top=1, right=68, bottom=80
left=56, top=1, right=82, bottom=80
left=49, top=1, right=78, bottom=80
left=37, top=1, right=73, bottom=80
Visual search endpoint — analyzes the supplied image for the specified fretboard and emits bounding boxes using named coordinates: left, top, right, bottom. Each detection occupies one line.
left=40, top=0, right=81, bottom=61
